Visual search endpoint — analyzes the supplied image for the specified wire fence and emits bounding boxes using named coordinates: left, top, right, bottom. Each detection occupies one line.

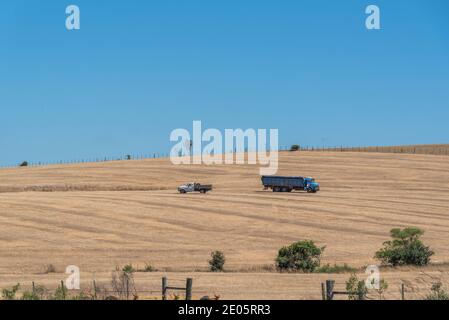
left=0, top=146, right=293, bottom=169
left=1, top=277, right=447, bottom=301
left=1, top=144, right=448, bottom=169
left=297, top=144, right=449, bottom=156
left=0, top=277, right=215, bottom=301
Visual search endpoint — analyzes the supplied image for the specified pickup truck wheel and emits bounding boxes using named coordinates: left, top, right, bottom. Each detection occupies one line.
left=179, top=190, right=186, bottom=194
left=200, top=190, right=207, bottom=194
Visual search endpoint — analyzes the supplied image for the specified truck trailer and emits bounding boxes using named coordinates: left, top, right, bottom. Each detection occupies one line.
left=261, top=176, right=320, bottom=193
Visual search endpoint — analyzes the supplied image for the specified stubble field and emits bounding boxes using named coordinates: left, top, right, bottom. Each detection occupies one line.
left=1, top=151, right=449, bottom=299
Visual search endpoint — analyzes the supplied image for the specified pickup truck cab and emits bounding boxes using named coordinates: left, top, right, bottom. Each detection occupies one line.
left=178, top=182, right=213, bottom=194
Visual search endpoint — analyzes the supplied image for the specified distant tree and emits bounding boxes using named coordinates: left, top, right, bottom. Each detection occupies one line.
left=125, top=155, right=132, bottom=160
left=209, top=251, right=226, bottom=272
left=375, top=227, right=434, bottom=266
left=19, top=161, right=28, bottom=167
left=276, top=240, right=324, bottom=273
left=290, top=145, right=300, bottom=152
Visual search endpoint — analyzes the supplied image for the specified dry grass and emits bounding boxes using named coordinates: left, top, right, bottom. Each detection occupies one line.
left=1, top=151, right=449, bottom=299
left=1, top=270, right=448, bottom=300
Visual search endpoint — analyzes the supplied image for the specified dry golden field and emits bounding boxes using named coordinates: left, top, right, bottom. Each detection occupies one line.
left=1, top=151, right=449, bottom=299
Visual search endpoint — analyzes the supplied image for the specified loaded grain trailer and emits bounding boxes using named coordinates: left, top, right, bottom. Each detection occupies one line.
left=261, top=176, right=320, bottom=193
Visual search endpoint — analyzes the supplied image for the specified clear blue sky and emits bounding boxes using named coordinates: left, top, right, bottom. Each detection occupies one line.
left=1, top=0, right=448, bottom=166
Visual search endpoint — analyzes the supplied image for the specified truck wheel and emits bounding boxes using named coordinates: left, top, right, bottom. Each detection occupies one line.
left=180, top=190, right=186, bottom=194
left=273, top=187, right=280, bottom=192
left=281, top=187, right=288, bottom=193
left=200, top=189, right=206, bottom=194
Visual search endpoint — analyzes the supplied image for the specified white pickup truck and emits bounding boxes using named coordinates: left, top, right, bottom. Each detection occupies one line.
left=177, top=182, right=213, bottom=194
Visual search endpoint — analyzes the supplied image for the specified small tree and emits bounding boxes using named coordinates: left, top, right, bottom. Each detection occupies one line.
left=19, top=161, right=28, bottom=167
left=375, top=227, right=434, bottom=266
left=425, top=282, right=449, bottom=300
left=346, top=274, right=367, bottom=300
left=290, top=145, right=300, bottom=152
left=276, top=240, right=325, bottom=273
left=209, top=251, right=225, bottom=272
left=375, top=279, right=389, bottom=300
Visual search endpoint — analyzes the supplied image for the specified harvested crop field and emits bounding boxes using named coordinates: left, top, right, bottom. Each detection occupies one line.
left=1, top=151, right=449, bottom=299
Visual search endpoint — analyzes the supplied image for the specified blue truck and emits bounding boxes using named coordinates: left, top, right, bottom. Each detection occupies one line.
left=261, top=176, right=320, bottom=193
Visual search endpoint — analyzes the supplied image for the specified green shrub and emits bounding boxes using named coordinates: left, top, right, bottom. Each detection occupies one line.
left=425, top=282, right=449, bottom=300
left=290, top=145, right=300, bottom=152
left=375, top=227, right=434, bottom=266
left=209, top=251, right=226, bottom=272
left=50, top=283, right=68, bottom=300
left=142, top=262, right=155, bottom=272
left=315, top=263, right=356, bottom=274
left=122, top=264, right=135, bottom=274
left=276, top=240, right=325, bottom=273
left=21, top=285, right=47, bottom=300
left=2, top=283, right=20, bottom=300
left=345, top=274, right=367, bottom=300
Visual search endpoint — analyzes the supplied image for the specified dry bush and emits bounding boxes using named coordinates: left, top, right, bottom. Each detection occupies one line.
left=111, top=266, right=137, bottom=300
left=43, top=264, right=57, bottom=274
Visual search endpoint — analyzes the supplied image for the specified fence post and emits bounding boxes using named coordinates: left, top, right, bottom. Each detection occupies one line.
left=321, top=283, right=326, bottom=300
left=326, top=280, right=335, bottom=301
left=358, top=291, right=365, bottom=300
left=162, top=277, right=168, bottom=300
left=61, top=280, right=66, bottom=300
left=93, top=280, right=97, bottom=300
left=32, top=282, right=35, bottom=295
left=186, top=278, right=193, bottom=300
left=401, top=283, right=405, bottom=300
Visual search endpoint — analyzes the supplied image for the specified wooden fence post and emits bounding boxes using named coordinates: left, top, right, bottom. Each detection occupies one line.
left=186, top=278, right=193, bottom=300
left=321, top=283, right=326, bottom=300
left=401, top=283, right=405, bottom=300
left=93, top=280, right=97, bottom=300
left=61, top=280, right=66, bottom=300
left=326, top=280, right=335, bottom=301
left=162, top=277, right=168, bottom=300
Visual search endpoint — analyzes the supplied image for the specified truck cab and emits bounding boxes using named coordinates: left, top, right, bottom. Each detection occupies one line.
left=304, top=177, right=320, bottom=193
left=178, top=182, right=213, bottom=194
left=178, top=182, right=196, bottom=193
